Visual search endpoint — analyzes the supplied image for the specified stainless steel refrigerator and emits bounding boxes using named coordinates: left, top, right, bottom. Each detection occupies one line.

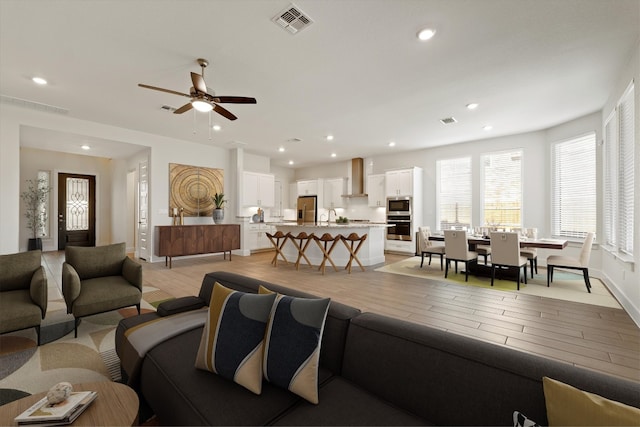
left=297, top=195, right=317, bottom=225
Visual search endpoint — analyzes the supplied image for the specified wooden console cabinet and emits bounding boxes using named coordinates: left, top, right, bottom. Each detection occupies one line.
left=155, top=224, right=240, bottom=268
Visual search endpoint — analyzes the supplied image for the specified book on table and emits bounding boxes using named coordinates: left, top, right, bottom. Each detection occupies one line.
left=14, top=391, right=97, bottom=426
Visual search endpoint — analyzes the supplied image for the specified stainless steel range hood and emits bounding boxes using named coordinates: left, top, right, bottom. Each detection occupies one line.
left=342, top=157, right=368, bottom=198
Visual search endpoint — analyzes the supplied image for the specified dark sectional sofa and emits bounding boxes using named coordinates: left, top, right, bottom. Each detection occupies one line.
left=115, top=271, right=640, bottom=426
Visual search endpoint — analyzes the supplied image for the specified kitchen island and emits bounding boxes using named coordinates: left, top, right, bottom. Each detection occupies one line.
left=270, top=222, right=387, bottom=268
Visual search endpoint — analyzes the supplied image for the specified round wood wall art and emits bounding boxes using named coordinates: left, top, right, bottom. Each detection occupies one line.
left=169, top=164, right=223, bottom=217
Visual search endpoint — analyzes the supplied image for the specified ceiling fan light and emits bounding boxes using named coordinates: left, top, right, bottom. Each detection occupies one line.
left=192, top=100, right=213, bottom=112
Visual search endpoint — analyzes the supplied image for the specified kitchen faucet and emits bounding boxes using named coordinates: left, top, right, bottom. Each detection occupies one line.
left=327, top=208, right=337, bottom=226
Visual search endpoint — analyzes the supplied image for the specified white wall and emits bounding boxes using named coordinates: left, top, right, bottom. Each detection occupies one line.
left=19, top=147, right=114, bottom=251
left=1, top=104, right=231, bottom=263
left=600, top=41, right=640, bottom=324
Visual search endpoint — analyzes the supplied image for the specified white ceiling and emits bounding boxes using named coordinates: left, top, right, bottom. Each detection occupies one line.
left=1, top=0, right=638, bottom=168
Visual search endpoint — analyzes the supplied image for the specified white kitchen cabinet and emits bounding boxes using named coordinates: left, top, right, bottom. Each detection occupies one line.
left=297, top=179, right=319, bottom=196
left=385, top=168, right=420, bottom=197
left=367, top=174, right=385, bottom=207
left=243, top=172, right=275, bottom=207
left=248, top=222, right=275, bottom=251
left=323, top=178, right=346, bottom=208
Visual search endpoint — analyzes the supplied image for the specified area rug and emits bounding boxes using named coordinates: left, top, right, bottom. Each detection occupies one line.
left=375, top=257, right=621, bottom=309
left=0, top=286, right=174, bottom=404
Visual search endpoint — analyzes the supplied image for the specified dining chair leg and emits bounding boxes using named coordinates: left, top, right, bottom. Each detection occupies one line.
left=529, top=259, right=535, bottom=278
left=517, top=268, right=521, bottom=291
left=582, top=268, right=591, bottom=293
left=547, top=266, right=552, bottom=287
left=455, top=261, right=459, bottom=274
left=445, top=259, right=449, bottom=278
left=420, top=253, right=425, bottom=268
left=491, top=264, right=495, bottom=286
left=439, top=255, right=444, bottom=270
left=428, top=254, right=433, bottom=265
left=464, top=261, right=469, bottom=282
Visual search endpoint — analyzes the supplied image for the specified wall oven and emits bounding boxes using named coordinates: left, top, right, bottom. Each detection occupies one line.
left=387, top=197, right=411, bottom=215
left=387, top=215, right=412, bottom=240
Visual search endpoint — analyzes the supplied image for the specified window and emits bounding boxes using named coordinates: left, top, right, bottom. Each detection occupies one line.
left=551, top=133, right=596, bottom=239
left=481, top=149, right=522, bottom=228
left=436, top=157, right=471, bottom=230
left=604, top=81, right=635, bottom=255
left=37, top=170, right=51, bottom=238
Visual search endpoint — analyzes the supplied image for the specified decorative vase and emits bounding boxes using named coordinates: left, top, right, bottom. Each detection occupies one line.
left=213, top=209, right=224, bottom=223
left=28, top=238, right=42, bottom=251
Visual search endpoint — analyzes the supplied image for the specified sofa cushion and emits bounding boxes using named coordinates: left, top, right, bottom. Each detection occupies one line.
left=263, top=293, right=330, bottom=404
left=341, top=312, right=640, bottom=426
left=195, top=283, right=276, bottom=394
left=543, top=376, right=640, bottom=426
left=141, top=327, right=331, bottom=426
left=71, top=276, right=141, bottom=317
left=201, top=271, right=361, bottom=375
left=65, top=243, right=126, bottom=280
left=157, top=296, right=205, bottom=316
left=273, top=377, right=429, bottom=426
left=0, top=251, right=41, bottom=292
left=0, top=289, right=42, bottom=334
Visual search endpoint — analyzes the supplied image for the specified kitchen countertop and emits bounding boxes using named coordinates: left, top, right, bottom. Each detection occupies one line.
left=269, top=222, right=389, bottom=228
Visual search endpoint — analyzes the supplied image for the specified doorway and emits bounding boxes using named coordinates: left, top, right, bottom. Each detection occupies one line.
left=58, top=173, right=96, bottom=249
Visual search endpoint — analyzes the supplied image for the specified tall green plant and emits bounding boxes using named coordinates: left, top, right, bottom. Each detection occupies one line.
left=21, top=178, right=52, bottom=239
left=212, top=192, right=226, bottom=209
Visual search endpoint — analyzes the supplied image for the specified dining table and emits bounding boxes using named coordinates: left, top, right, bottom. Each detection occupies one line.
left=429, top=234, right=568, bottom=250
left=428, top=234, right=568, bottom=280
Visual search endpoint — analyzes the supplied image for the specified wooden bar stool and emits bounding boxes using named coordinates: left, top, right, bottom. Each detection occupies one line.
left=286, top=232, right=314, bottom=270
left=265, top=231, right=289, bottom=267
left=341, top=233, right=367, bottom=273
left=313, top=233, right=341, bottom=274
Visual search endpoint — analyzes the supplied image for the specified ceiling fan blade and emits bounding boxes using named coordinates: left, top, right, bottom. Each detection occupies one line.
left=212, top=96, right=257, bottom=104
left=138, top=84, right=191, bottom=98
left=213, top=104, right=237, bottom=121
left=173, top=103, right=193, bottom=114
left=190, top=72, right=209, bottom=94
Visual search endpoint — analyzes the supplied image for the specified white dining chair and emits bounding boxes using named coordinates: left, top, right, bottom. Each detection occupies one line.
left=546, top=232, right=594, bottom=293
left=444, top=230, right=478, bottom=282
left=489, top=232, right=528, bottom=290
left=418, top=226, right=445, bottom=270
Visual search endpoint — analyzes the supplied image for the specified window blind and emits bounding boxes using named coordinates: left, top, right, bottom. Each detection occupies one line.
left=603, top=115, right=617, bottom=247
left=551, top=133, right=596, bottom=239
left=437, top=157, right=471, bottom=230
left=618, top=82, right=634, bottom=255
left=481, top=150, right=522, bottom=228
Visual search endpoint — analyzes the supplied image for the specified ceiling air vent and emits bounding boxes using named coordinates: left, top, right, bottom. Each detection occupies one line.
left=161, top=105, right=177, bottom=112
left=0, top=95, right=69, bottom=115
left=272, top=4, right=314, bottom=34
left=439, top=117, right=457, bottom=125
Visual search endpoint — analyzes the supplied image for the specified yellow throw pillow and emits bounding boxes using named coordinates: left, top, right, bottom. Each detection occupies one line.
left=543, top=376, right=640, bottom=426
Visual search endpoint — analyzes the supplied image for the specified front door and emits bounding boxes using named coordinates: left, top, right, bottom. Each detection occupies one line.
left=58, top=173, right=96, bottom=249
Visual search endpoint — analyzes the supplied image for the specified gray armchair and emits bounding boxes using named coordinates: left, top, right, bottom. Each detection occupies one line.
left=62, top=242, right=142, bottom=337
left=0, top=251, right=47, bottom=345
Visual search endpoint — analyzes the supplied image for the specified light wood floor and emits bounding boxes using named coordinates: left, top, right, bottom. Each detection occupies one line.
left=42, top=250, right=640, bottom=383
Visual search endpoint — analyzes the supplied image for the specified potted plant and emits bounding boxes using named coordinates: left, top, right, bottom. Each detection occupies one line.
left=21, top=178, right=52, bottom=250
left=212, top=192, right=226, bottom=223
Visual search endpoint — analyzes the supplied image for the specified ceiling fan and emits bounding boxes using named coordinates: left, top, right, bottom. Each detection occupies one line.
left=138, top=58, right=256, bottom=121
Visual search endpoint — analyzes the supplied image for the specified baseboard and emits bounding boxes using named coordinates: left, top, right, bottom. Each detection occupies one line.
left=599, top=271, right=640, bottom=327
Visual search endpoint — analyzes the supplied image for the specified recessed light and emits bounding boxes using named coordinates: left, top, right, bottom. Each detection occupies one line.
left=483, top=125, right=493, bottom=131
left=417, top=28, right=436, bottom=41
left=388, top=141, right=396, bottom=147
left=81, top=145, right=90, bottom=150
left=326, top=135, right=334, bottom=141
left=331, top=153, right=337, bottom=158
left=212, top=124, right=221, bottom=131
left=32, top=77, right=47, bottom=85
left=288, top=160, right=294, bottom=165
left=278, top=147, right=285, bottom=152
left=466, top=103, right=479, bottom=110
